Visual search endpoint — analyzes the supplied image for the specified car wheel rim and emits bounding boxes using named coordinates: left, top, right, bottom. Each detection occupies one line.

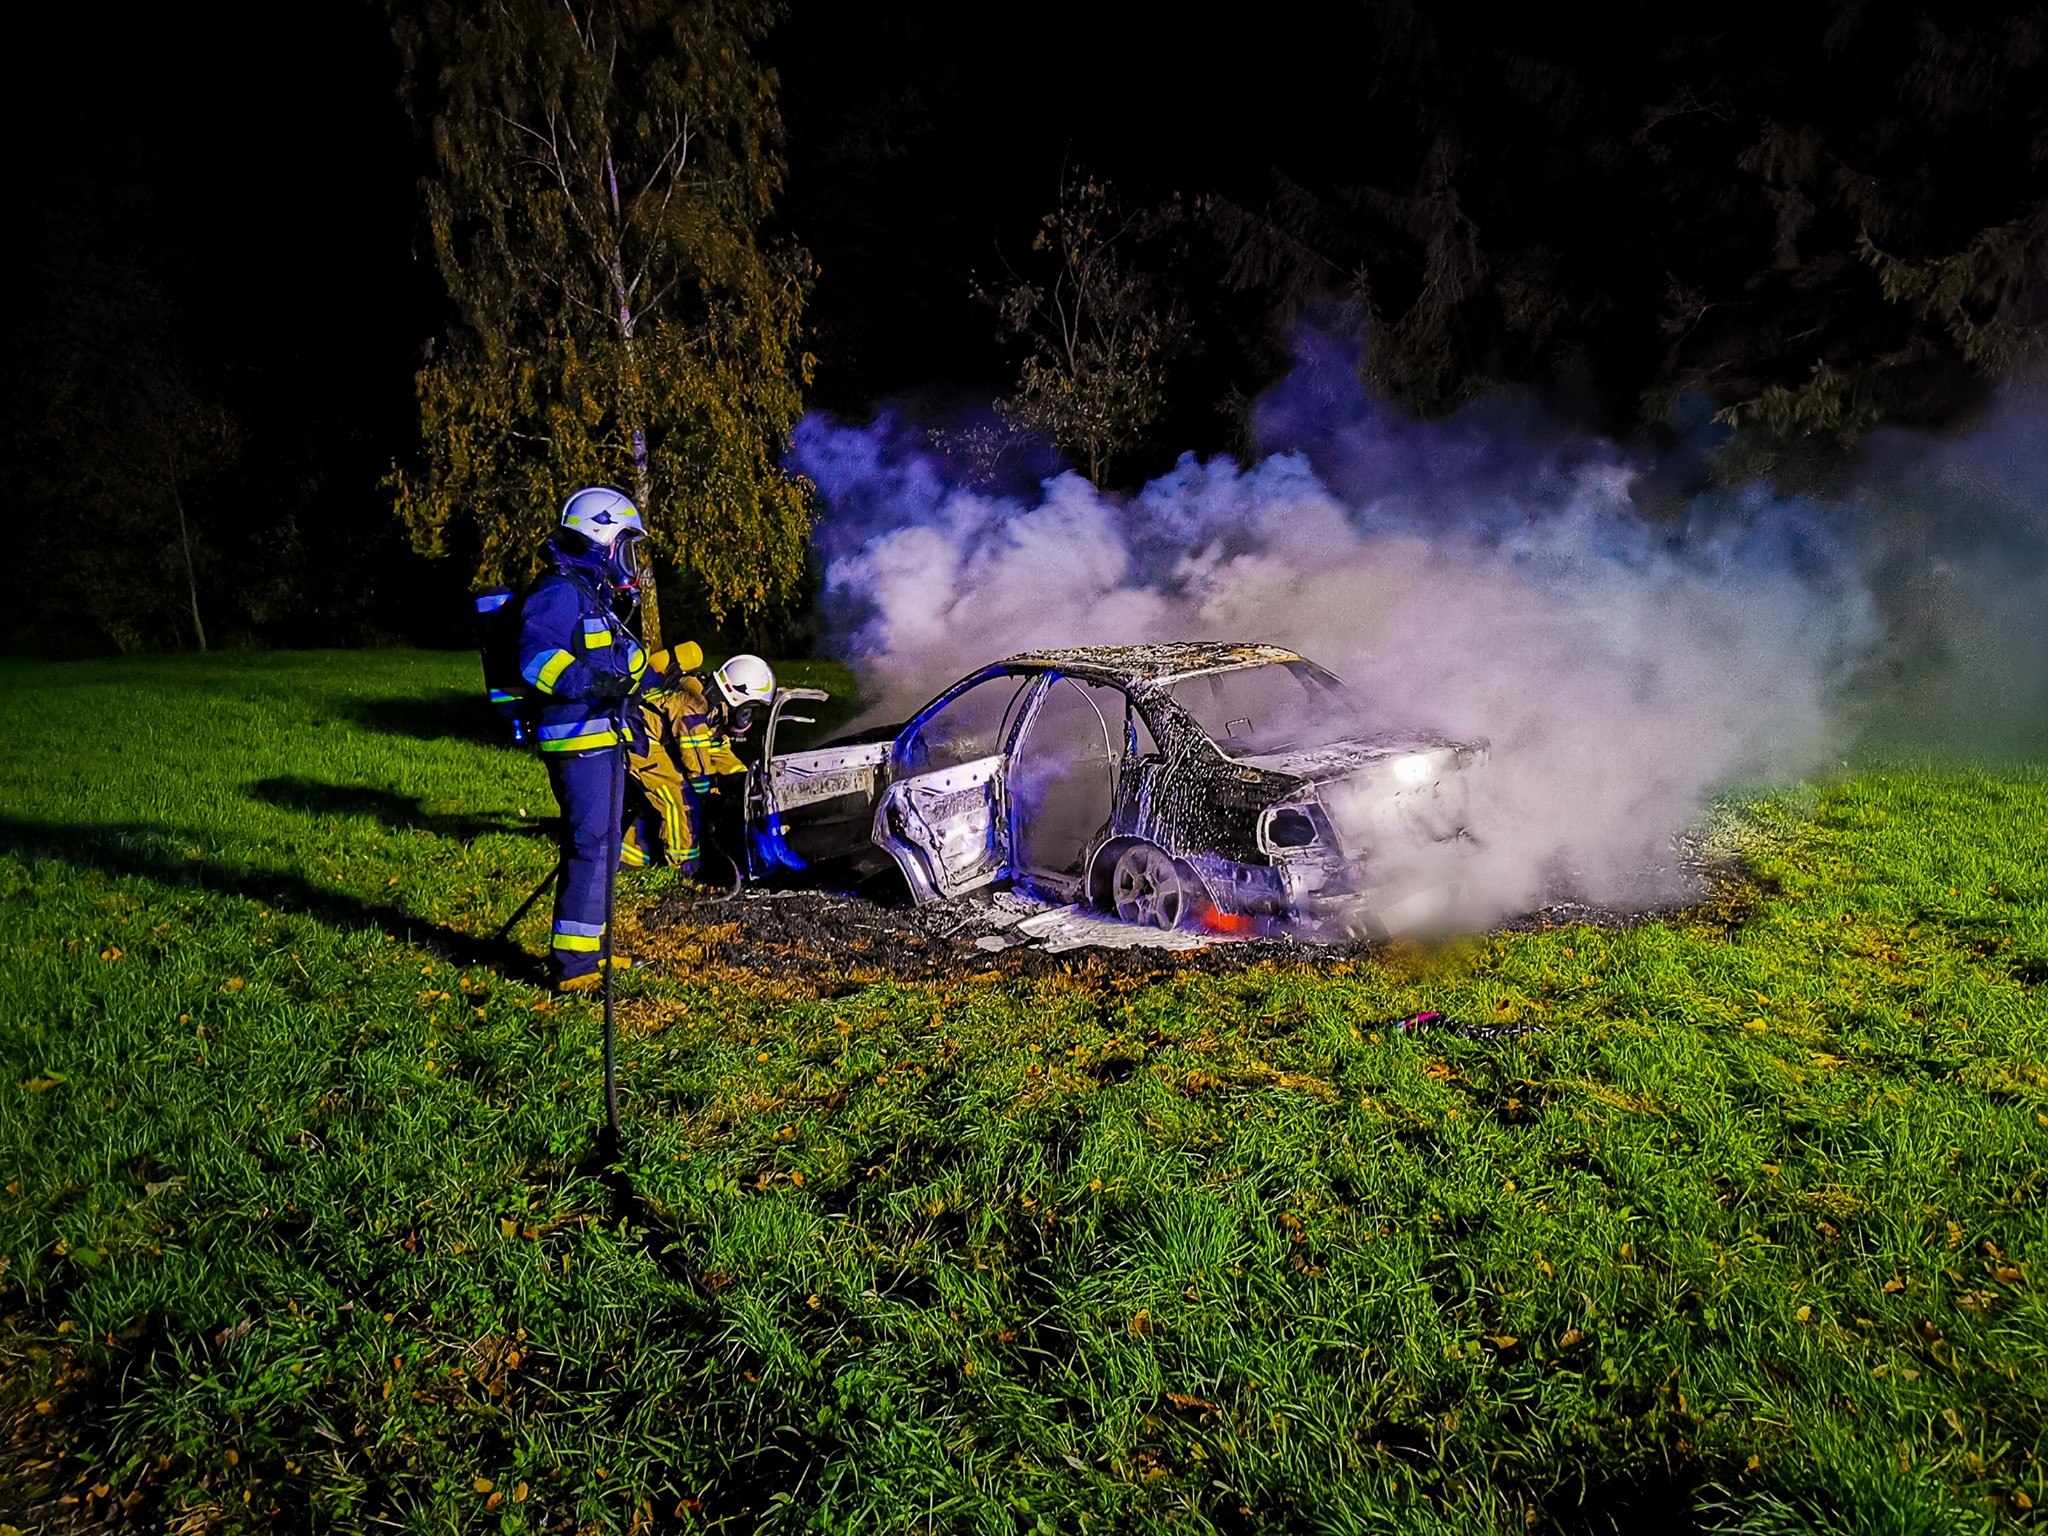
left=1114, top=846, right=1185, bottom=930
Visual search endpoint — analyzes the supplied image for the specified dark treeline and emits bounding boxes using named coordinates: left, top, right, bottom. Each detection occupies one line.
left=4, top=1, right=2046, bottom=654
left=0, top=4, right=457, bottom=655
left=782, top=0, right=2048, bottom=489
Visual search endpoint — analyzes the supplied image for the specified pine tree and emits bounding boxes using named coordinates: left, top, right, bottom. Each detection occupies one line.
left=389, top=0, right=812, bottom=644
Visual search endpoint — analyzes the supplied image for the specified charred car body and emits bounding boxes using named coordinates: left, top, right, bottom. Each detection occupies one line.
left=746, top=643, right=1485, bottom=937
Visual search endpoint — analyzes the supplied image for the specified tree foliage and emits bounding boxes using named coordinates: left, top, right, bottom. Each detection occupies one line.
left=980, top=177, right=1189, bottom=487
left=389, top=0, right=813, bottom=639
left=1197, top=4, right=2048, bottom=456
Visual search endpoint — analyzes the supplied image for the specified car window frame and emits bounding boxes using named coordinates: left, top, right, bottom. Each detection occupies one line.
left=890, top=666, right=1042, bottom=778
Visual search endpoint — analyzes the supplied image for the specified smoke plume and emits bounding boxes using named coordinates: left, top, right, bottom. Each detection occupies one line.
left=791, top=332, right=2046, bottom=920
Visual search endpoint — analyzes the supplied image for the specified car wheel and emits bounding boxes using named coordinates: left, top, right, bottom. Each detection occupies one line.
left=1110, top=843, right=1206, bottom=930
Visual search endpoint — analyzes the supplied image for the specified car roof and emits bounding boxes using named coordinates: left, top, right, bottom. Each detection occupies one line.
left=999, top=642, right=1304, bottom=686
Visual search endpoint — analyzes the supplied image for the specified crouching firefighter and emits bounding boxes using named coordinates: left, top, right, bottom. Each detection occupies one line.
left=518, top=487, right=650, bottom=992
left=622, top=650, right=777, bottom=876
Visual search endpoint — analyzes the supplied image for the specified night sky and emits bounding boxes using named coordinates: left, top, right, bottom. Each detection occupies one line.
left=774, top=0, right=1389, bottom=409
left=7, top=3, right=438, bottom=474
left=8, top=2, right=2044, bottom=649
left=7, top=1, right=1388, bottom=487
left=3, top=1, right=1401, bottom=648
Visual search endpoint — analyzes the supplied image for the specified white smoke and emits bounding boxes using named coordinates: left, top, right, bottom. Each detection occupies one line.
left=789, top=339, right=2048, bottom=919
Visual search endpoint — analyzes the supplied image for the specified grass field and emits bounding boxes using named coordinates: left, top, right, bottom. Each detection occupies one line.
left=1, top=651, right=2044, bottom=1534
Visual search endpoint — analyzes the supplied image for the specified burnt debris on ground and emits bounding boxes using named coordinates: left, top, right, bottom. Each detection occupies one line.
left=631, top=836, right=1740, bottom=992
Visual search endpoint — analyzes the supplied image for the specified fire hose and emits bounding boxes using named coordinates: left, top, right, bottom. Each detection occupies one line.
left=601, top=722, right=622, bottom=1139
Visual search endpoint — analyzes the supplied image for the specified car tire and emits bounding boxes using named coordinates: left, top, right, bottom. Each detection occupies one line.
left=1109, top=843, right=1208, bottom=931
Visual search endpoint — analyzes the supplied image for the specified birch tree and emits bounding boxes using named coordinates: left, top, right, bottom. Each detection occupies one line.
left=389, top=0, right=812, bottom=644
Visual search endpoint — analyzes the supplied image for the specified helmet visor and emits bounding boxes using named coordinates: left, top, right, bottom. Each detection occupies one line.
left=609, top=528, right=645, bottom=590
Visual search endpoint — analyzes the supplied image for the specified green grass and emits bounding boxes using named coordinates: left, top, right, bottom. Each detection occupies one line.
left=0, top=651, right=2044, bottom=1534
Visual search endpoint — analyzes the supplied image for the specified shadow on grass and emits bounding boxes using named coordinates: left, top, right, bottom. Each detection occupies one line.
left=344, top=691, right=508, bottom=747
left=0, top=815, right=548, bottom=985
left=1541, top=1464, right=1711, bottom=1535
left=248, top=776, right=553, bottom=842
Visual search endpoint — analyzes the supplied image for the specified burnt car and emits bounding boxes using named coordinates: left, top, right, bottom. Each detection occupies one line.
left=744, top=643, right=1486, bottom=937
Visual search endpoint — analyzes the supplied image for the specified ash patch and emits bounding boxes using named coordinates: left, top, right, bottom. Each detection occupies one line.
left=637, top=880, right=1303, bottom=988
left=636, top=835, right=1733, bottom=990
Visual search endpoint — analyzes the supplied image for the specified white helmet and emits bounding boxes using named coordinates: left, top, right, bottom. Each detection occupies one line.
left=559, top=486, right=644, bottom=546
left=713, top=653, right=775, bottom=708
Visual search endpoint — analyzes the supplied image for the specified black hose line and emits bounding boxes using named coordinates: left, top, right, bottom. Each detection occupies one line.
left=491, top=862, right=561, bottom=944
left=602, top=726, right=622, bottom=1139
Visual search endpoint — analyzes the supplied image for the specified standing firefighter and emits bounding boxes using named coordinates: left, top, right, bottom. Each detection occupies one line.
left=518, top=487, right=649, bottom=991
left=623, top=650, right=776, bottom=874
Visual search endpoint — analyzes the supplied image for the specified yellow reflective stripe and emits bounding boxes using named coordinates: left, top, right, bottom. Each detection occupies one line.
left=539, top=730, right=620, bottom=752
left=534, top=650, right=575, bottom=693
left=584, top=629, right=612, bottom=648
left=552, top=933, right=602, bottom=952
left=660, top=786, right=692, bottom=855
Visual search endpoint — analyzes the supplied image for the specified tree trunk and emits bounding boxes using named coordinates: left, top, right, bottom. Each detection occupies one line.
left=629, top=427, right=664, bottom=651
left=610, top=224, right=665, bottom=652
left=169, top=477, right=207, bottom=653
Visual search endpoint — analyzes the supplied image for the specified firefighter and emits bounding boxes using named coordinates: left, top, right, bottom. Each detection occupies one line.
left=622, top=650, right=777, bottom=874
left=518, top=487, right=650, bottom=991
